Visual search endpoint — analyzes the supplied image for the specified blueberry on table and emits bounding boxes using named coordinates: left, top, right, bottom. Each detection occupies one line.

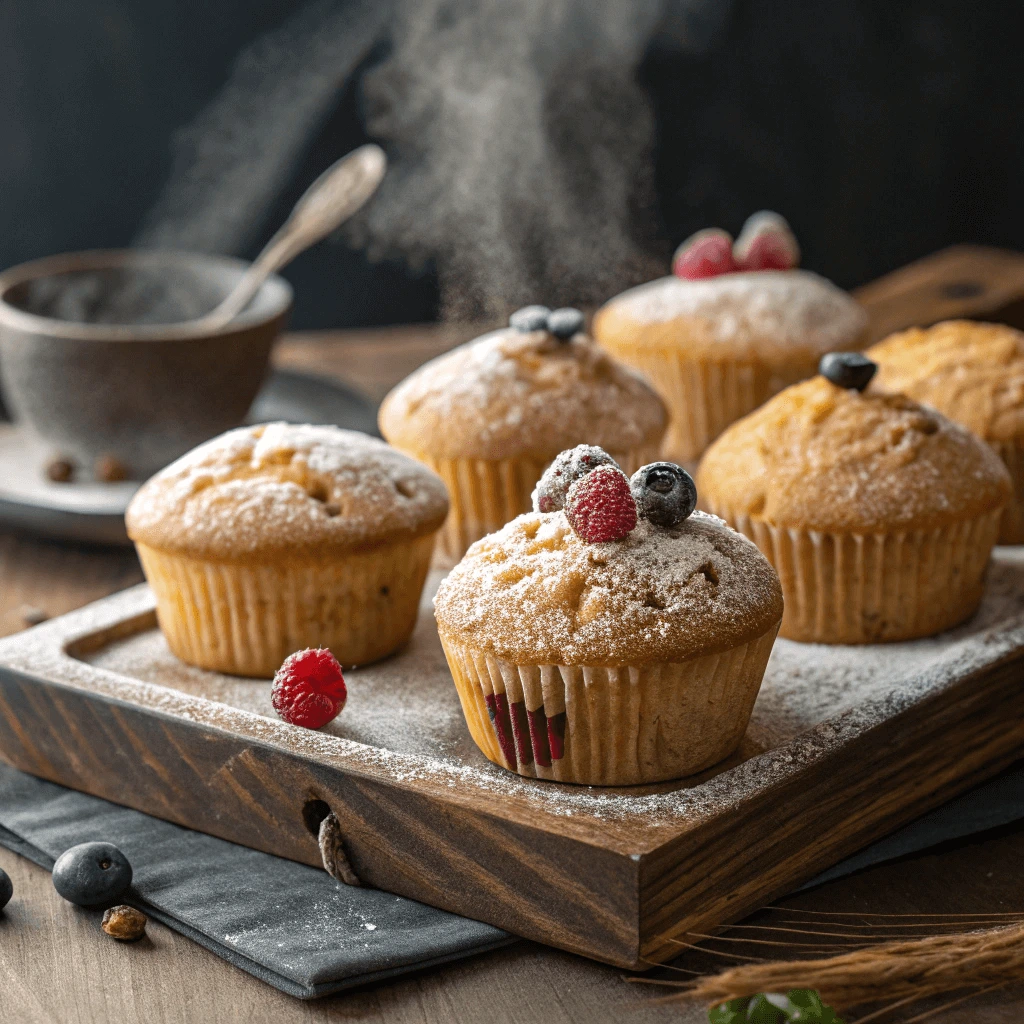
left=0, top=867, right=12, bottom=910
left=630, top=462, right=697, bottom=528
left=819, top=351, right=877, bottom=391
left=545, top=307, right=585, bottom=340
left=509, top=305, right=551, bottom=332
left=52, top=842, right=132, bottom=906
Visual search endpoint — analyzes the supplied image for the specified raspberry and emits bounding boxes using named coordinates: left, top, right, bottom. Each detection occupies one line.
left=271, top=648, right=347, bottom=729
left=565, top=465, right=637, bottom=543
left=672, top=228, right=737, bottom=280
left=732, top=211, right=800, bottom=271
left=532, top=445, right=618, bottom=513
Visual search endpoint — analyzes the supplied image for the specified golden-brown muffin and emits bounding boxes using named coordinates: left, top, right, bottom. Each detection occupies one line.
left=434, top=506, right=783, bottom=786
left=869, top=320, right=1024, bottom=543
left=697, top=375, right=1011, bottom=643
left=127, top=422, right=449, bottom=676
left=379, top=310, right=667, bottom=564
left=594, top=269, right=868, bottom=461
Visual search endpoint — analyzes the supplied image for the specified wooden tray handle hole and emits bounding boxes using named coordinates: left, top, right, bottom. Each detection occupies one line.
left=302, top=798, right=331, bottom=837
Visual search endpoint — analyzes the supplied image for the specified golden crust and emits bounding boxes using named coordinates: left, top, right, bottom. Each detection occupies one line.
left=378, top=328, right=667, bottom=461
left=126, top=423, right=449, bottom=562
left=592, top=270, right=868, bottom=364
left=433, top=511, right=783, bottom=667
left=869, top=320, right=1024, bottom=443
left=696, top=377, right=1012, bottom=534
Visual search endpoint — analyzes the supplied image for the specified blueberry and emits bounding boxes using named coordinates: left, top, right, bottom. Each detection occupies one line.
left=0, top=867, right=12, bottom=910
left=819, top=351, right=877, bottom=391
left=509, top=305, right=551, bottom=332
left=532, top=444, right=618, bottom=512
left=52, top=842, right=132, bottom=907
left=630, top=462, right=697, bottom=528
left=545, top=307, right=585, bottom=340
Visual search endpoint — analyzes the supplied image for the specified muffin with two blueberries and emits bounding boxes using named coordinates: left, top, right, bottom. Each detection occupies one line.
left=868, top=320, right=1024, bottom=544
left=434, top=444, right=783, bottom=786
left=697, top=352, right=1011, bottom=644
left=379, top=305, right=667, bottom=565
left=593, top=212, right=868, bottom=462
left=127, top=422, right=449, bottom=677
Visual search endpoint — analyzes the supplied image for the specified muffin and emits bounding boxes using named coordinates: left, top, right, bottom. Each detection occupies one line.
left=593, top=212, right=868, bottom=462
left=868, top=320, right=1024, bottom=544
left=697, top=354, right=1012, bottom=644
left=126, top=422, right=449, bottom=676
left=378, top=305, right=667, bottom=565
left=434, top=449, right=783, bottom=786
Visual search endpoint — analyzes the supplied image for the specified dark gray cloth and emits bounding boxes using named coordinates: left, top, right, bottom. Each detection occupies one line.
left=3, top=761, right=1024, bottom=997
left=0, top=762, right=511, bottom=999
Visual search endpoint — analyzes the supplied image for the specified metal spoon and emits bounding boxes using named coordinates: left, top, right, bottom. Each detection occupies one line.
left=194, top=143, right=387, bottom=332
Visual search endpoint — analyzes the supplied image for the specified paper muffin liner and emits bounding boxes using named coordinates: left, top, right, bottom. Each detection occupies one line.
left=991, top=440, right=1024, bottom=545
left=439, top=628, right=779, bottom=786
left=135, top=533, right=437, bottom=677
left=597, top=340, right=822, bottom=463
left=419, top=442, right=663, bottom=567
left=703, top=503, right=1004, bottom=643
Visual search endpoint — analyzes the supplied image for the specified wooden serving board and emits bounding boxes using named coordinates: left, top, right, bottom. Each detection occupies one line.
left=3, top=558, right=1024, bottom=970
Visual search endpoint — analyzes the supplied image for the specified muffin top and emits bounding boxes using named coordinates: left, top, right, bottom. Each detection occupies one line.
left=434, top=511, right=782, bottom=666
left=697, top=376, right=1011, bottom=533
left=378, top=323, right=667, bottom=461
left=126, top=422, right=449, bottom=561
left=593, top=270, right=868, bottom=360
left=869, top=320, right=1024, bottom=443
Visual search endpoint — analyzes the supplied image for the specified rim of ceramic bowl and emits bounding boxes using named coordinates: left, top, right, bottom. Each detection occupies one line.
left=0, top=249, right=294, bottom=341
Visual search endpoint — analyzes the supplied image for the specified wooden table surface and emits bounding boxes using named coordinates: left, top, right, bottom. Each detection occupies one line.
left=6, top=256, right=1024, bottom=1022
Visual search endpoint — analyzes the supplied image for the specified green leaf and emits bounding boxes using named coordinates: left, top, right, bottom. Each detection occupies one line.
left=786, top=989, right=845, bottom=1024
left=708, top=998, right=750, bottom=1023
left=746, top=994, right=787, bottom=1024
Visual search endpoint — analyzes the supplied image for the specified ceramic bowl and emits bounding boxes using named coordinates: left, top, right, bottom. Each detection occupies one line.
left=0, top=249, right=292, bottom=479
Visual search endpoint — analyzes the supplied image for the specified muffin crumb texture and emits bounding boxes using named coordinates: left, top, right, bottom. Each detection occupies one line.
left=126, top=423, right=449, bottom=561
left=379, top=328, right=666, bottom=461
left=870, top=320, right=1024, bottom=442
left=698, top=377, right=1011, bottom=533
left=434, top=511, right=783, bottom=666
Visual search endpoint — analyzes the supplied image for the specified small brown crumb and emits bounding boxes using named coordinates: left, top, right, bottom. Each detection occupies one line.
left=101, top=905, right=147, bottom=941
left=45, top=457, right=75, bottom=483
left=19, top=605, right=49, bottom=627
left=94, top=455, right=130, bottom=483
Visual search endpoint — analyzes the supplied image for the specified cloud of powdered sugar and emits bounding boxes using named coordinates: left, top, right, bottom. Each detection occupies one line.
left=137, top=0, right=729, bottom=321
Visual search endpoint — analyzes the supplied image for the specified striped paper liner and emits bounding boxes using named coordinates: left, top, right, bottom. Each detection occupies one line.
left=420, top=442, right=663, bottom=567
left=439, top=628, right=779, bottom=786
left=704, top=502, right=1004, bottom=644
left=135, top=533, right=437, bottom=677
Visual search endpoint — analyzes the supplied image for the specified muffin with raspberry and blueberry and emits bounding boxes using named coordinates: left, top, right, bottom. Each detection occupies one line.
left=592, top=212, right=868, bottom=462
left=697, top=352, right=1011, bottom=644
left=378, top=306, right=667, bottom=565
left=126, top=422, right=448, bottom=676
left=434, top=445, right=782, bottom=786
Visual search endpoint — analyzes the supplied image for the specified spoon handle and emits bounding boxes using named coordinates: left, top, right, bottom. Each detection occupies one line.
left=199, top=144, right=387, bottom=331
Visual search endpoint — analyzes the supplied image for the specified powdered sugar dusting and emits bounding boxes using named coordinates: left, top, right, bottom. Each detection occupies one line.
left=3, top=553, right=1024, bottom=847
left=125, top=422, right=448, bottom=559
left=602, top=269, right=867, bottom=351
left=378, top=328, right=667, bottom=461
left=434, top=511, right=783, bottom=664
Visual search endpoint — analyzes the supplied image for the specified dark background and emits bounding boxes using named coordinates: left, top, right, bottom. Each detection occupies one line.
left=1, top=0, right=1020, bottom=329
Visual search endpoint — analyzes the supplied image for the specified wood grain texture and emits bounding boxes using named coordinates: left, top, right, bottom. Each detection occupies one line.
left=3, top=566, right=1024, bottom=969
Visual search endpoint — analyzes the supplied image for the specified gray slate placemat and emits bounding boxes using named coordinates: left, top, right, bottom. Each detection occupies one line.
left=3, top=760, right=1024, bottom=996
left=0, top=762, right=511, bottom=999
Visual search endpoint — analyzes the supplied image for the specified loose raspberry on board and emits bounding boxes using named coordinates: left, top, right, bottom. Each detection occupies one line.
left=271, top=648, right=348, bottom=729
